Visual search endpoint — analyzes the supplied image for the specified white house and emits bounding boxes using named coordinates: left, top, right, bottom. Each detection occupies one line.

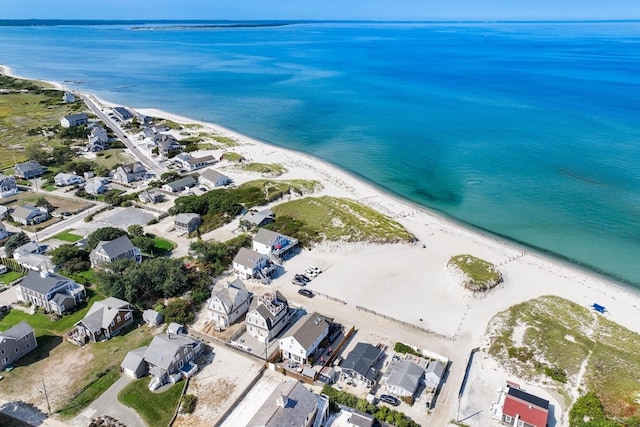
left=252, top=228, right=298, bottom=262
left=0, top=175, right=18, bottom=198
left=84, top=178, right=108, bottom=195
left=279, top=312, right=329, bottom=365
left=11, top=205, right=48, bottom=226
left=199, top=168, right=231, bottom=188
left=60, top=113, right=88, bottom=128
left=62, top=92, right=75, bottom=103
left=174, top=153, right=215, bottom=171
left=382, top=359, right=425, bottom=397
left=54, top=173, right=85, bottom=187
left=246, top=291, right=291, bottom=343
left=207, top=278, right=251, bottom=330
left=232, top=247, right=277, bottom=282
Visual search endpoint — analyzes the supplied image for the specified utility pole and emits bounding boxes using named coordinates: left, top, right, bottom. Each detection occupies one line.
left=41, top=377, right=51, bottom=415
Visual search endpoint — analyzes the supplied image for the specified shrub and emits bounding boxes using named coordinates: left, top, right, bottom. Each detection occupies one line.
left=181, top=394, right=197, bottom=414
left=394, top=342, right=421, bottom=357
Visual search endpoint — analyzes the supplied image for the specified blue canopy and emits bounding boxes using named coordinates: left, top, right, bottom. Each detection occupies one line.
left=591, top=303, right=606, bottom=313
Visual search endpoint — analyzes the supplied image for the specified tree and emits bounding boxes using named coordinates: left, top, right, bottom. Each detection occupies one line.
left=127, top=224, right=144, bottom=238
left=569, top=393, right=620, bottom=427
left=163, top=298, right=194, bottom=325
left=87, top=227, right=128, bottom=250
left=4, top=232, right=31, bottom=258
left=34, top=197, right=52, bottom=210
left=50, top=244, right=88, bottom=266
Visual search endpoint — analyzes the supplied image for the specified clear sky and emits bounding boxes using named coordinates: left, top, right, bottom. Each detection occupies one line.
left=1, top=0, right=639, bottom=21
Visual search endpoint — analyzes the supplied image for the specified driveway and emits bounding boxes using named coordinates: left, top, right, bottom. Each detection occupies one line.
left=71, top=375, right=145, bottom=427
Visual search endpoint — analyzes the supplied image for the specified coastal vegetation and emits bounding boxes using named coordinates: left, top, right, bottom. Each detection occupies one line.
left=239, top=162, right=287, bottom=176
left=220, top=151, right=245, bottom=162
left=270, top=196, right=414, bottom=243
left=487, top=296, right=640, bottom=425
left=119, top=377, right=184, bottom=427
left=447, top=254, right=502, bottom=292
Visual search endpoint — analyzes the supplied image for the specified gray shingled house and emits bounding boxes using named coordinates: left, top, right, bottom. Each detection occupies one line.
left=15, top=270, right=86, bottom=315
left=0, top=175, right=18, bottom=198
left=89, top=235, right=142, bottom=269
left=0, top=321, right=37, bottom=369
left=68, top=297, right=134, bottom=346
left=340, top=342, right=384, bottom=387
left=279, top=312, right=330, bottom=365
left=207, top=278, right=251, bottom=330
left=174, top=213, right=201, bottom=233
left=247, top=379, right=319, bottom=427
left=382, top=359, right=425, bottom=397
left=11, top=205, right=48, bottom=226
left=162, top=176, right=197, bottom=193
left=112, top=162, right=147, bottom=183
left=246, top=291, right=291, bottom=343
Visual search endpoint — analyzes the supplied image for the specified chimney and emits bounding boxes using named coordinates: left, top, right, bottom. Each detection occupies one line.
left=40, top=270, right=49, bottom=278
left=276, top=394, right=288, bottom=408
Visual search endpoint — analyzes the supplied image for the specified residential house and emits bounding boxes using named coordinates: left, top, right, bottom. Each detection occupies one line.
left=340, top=343, right=384, bottom=387
left=13, top=241, right=43, bottom=259
left=382, top=359, right=425, bottom=397
left=142, top=309, right=164, bottom=327
left=199, top=168, right=231, bottom=188
left=15, top=270, right=86, bottom=315
left=138, top=190, right=164, bottom=204
left=60, top=113, right=88, bottom=128
left=87, top=125, right=109, bottom=151
left=62, top=92, right=75, bottom=103
left=424, top=360, right=446, bottom=390
left=54, top=173, right=85, bottom=187
left=112, top=162, right=147, bottom=183
left=162, top=176, right=197, bottom=193
left=84, top=178, right=108, bottom=195
left=240, top=209, right=275, bottom=228
left=232, top=247, right=277, bottom=281
left=279, top=312, right=330, bottom=365
left=174, top=153, right=216, bottom=171
left=253, top=228, right=299, bottom=262
left=247, top=379, right=319, bottom=427
left=15, top=253, right=52, bottom=272
left=0, top=321, right=37, bottom=369
left=0, top=205, right=8, bottom=219
left=0, top=222, right=6, bottom=240
left=89, top=235, right=142, bottom=269
left=11, top=205, right=48, bottom=225
left=69, top=297, right=134, bottom=346
left=121, top=333, right=203, bottom=389
left=112, top=107, right=133, bottom=121
left=174, top=213, right=201, bottom=233
left=141, top=127, right=156, bottom=139
left=0, top=175, right=18, bottom=198
left=246, top=291, right=291, bottom=343
left=207, top=278, right=251, bottom=330
left=14, top=160, right=44, bottom=179
left=499, top=384, right=550, bottom=427
left=153, top=134, right=183, bottom=158
left=167, top=322, right=185, bottom=335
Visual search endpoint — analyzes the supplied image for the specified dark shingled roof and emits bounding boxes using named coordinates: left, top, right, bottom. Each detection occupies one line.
left=19, top=270, right=74, bottom=296
left=342, top=342, right=381, bottom=380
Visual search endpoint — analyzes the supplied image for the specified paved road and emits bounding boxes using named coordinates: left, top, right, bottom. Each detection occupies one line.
left=80, top=94, right=165, bottom=177
left=71, top=375, right=146, bottom=427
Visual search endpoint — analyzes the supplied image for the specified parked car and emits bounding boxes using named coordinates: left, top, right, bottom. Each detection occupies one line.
left=298, top=289, right=314, bottom=298
left=380, top=394, right=400, bottom=406
left=298, top=274, right=311, bottom=282
left=308, top=265, right=321, bottom=273
left=304, top=269, right=318, bottom=278
left=291, top=279, right=304, bottom=286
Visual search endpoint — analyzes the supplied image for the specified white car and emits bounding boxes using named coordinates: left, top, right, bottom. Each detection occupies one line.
left=308, top=265, right=321, bottom=273
left=305, top=269, right=317, bottom=278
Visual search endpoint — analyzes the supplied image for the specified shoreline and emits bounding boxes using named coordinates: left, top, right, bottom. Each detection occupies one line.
left=2, top=64, right=639, bottom=336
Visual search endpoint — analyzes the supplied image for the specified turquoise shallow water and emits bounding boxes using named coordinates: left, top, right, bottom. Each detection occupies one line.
left=1, top=21, right=639, bottom=286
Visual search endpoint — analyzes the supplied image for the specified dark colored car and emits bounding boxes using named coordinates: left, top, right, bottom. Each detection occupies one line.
left=299, top=274, right=311, bottom=282
left=298, top=289, right=314, bottom=298
left=292, top=279, right=304, bottom=286
left=380, top=394, right=400, bottom=406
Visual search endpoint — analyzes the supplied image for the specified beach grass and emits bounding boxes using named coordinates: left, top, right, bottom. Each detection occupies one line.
left=51, top=230, right=83, bottom=243
left=487, top=295, right=640, bottom=421
left=92, top=149, right=135, bottom=169
left=271, top=196, right=414, bottom=243
left=220, top=151, right=245, bottom=162
left=448, top=254, right=502, bottom=291
left=119, top=377, right=184, bottom=427
left=239, top=179, right=321, bottom=201
left=239, top=162, right=287, bottom=176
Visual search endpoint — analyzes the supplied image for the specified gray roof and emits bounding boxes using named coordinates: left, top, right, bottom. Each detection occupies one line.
left=233, top=247, right=266, bottom=270
left=144, top=333, right=199, bottom=371
left=241, top=209, right=274, bottom=226
left=187, top=155, right=214, bottom=166
left=78, top=297, right=132, bottom=333
left=120, top=162, right=146, bottom=174
left=113, top=107, right=132, bottom=120
left=11, top=205, right=41, bottom=222
left=342, top=343, right=382, bottom=380
left=199, top=168, right=228, bottom=183
left=165, top=176, right=197, bottom=191
left=167, top=322, right=184, bottom=334
left=0, top=321, right=34, bottom=339
left=121, top=346, right=148, bottom=372
left=425, top=360, right=445, bottom=381
left=284, top=312, right=329, bottom=350
left=143, top=309, right=164, bottom=325
left=385, top=360, right=424, bottom=394
left=247, top=380, right=318, bottom=427
left=348, top=411, right=375, bottom=427
left=15, top=160, right=43, bottom=173
left=249, top=291, right=287, bottom=323
left=94, top=235, right=135, bottom=259
left=211, top=278, right=248, bottom=314
left=63, top=113, right=87, bottom=122
left=19, top=270, right=74, bottom=296
left=253, top=228, right=286, bottom=246
left=175, top=213, right=201, bottom=224
left=14, top=241, right=40, bottom=257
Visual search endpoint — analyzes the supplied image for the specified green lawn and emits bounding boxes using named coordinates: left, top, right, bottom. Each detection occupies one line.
left=75, top=269, right=98, bottom=285
left=119, top=377, right=184, bottom=427
left=153, top=237, right=175, bottom=255
left=0, top=270, right=25, bottom=284
left=57, top=367, right=121, bottom=418
left=52, top=230, right=83, bottom=243
left=43, top=184, right=58, bottom=191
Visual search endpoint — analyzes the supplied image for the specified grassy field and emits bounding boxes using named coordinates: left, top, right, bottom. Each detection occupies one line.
left=487, top=295, right=640, bottom=422
left=447, top=254, right=502, bottom=291
left=152, top=237, right=175, bottom=254
left=220, top=151, right=245, bottom=162
left=271, top=196, right=414, bottom=243
left=119, top=377, right=184, bottom=427
left=93, top=149, right=135, bottom=169
left=51, top=230, right=83, bottom=242
left=0, top=75, right=85, bottom=170
left=0, top=270, right=25, bottom=283
left=57, top=366, right=120, bottom=418
left=239, top=162, right=287, bottom=176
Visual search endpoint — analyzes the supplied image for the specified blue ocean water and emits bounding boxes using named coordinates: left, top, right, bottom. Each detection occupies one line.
left=1, top=21, right=639, bottom=286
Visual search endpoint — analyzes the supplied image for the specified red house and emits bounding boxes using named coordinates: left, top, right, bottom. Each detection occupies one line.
left=501, top=385, right=549, bottom=427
